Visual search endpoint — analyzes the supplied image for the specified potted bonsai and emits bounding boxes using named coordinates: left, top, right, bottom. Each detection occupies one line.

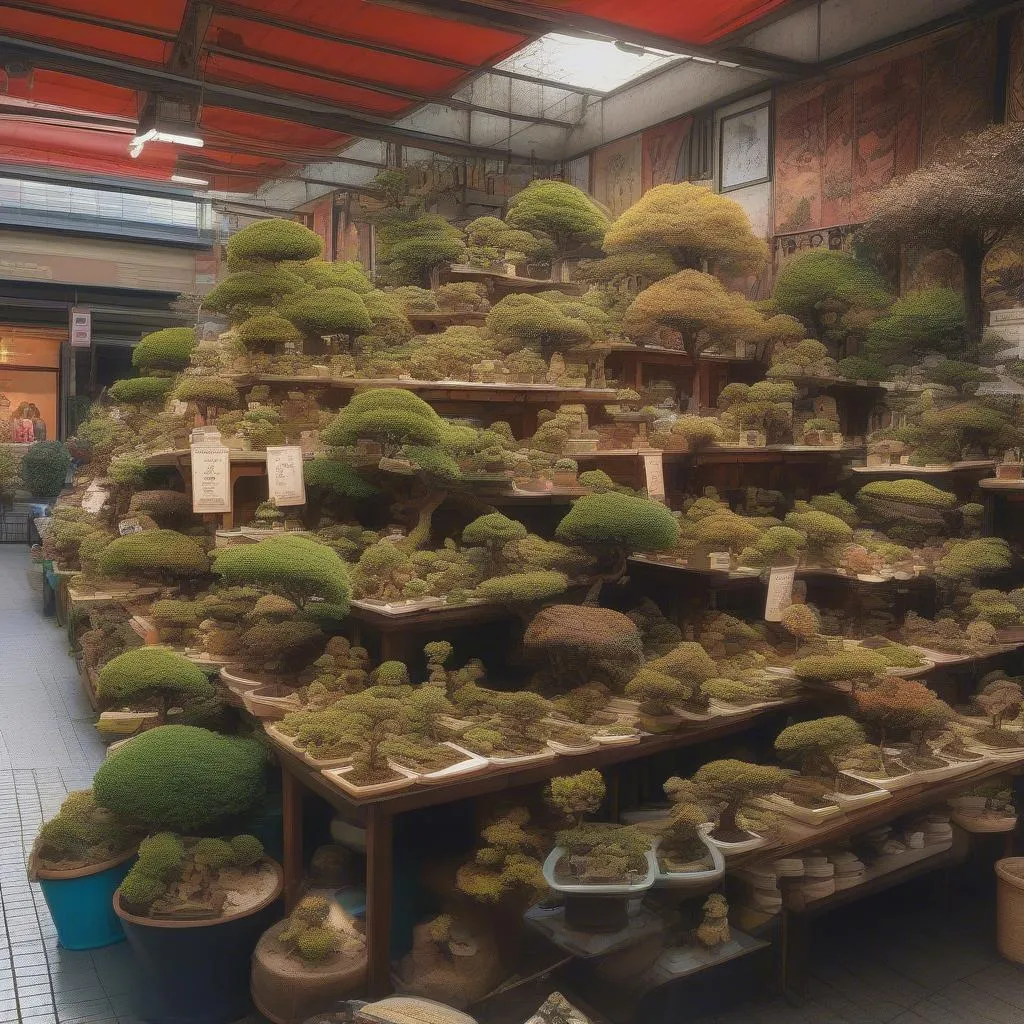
left=968, top=676, right=1024, bottom=757
left=653, top=778, right=723, bottom=889
left=29, top=791, right=142, bottom=950
left=251, top=894, right=367, bottom=1024
left=996, top=450, right=1023, bottom=481
left=625, top=641, right=717, bottom=730
left=542, top=770, right=656, bottom=932
left=94, top=725, right=277, bottom=1024
left=691, top=759, right=790, bottom=855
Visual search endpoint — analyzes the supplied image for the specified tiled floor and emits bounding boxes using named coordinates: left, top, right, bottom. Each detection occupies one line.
left=0, top=548, right=142, bottom=1024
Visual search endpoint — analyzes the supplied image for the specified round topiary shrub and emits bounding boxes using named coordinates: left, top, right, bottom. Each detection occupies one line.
left=98, top=529, right=210, bottom=582
left=280, top=287, right=372, bottom=339
left=95, top=646, right=215, bottom=721
left=93, top=725, right=268, bottom=832
left=20, top=440, right=71, bottom=497
left=132, top=328, right=197, bottom=374
left=107, top=377, right=174, bottom=406
left=226, top=218, right=323, bottom=265
left=322, top=388, right=443, bottom=452
left=234, top=313, right=303, bottom=351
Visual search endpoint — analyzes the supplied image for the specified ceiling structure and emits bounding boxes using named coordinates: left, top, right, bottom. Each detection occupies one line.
left=0, top=0, right=988, bottom=200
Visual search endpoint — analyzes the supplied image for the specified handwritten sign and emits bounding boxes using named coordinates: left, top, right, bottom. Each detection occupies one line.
left=642, top=452, right=666, bottom=503
left=764, top=565, right=797, bottom=621
left=266, top=445, right=306, bottom=507
left=81, top=480, right=109, bottom=515
left=190, top=444, right=231, bottom=513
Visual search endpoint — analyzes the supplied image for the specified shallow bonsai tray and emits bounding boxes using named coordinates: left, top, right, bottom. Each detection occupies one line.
left=593, top=732, right=642, bottom=746
left=762, top=794, right=843, bottom=826
left=392, top=743, right=490, bottom=784
left=487, top=748, right=558, bottom=768
left=950, top=812, right=1017, bottom=833
left=842, top=768, right=919, bottom=792
left=350, top=596, right=446, bottom=616
left=701, top=824, right=766, bottom=856
left=321, top=764, right=419, bottom=798
left=241, top=688, right=301, bottom=720
left=653, top=835, right=725, bottom=889
left=827, top=777, right=891, bottom=810
left=708, top=698, right=788, bottom=717
left=542, top=845, right=658, bottom=898
left=546, top=737, right=601, bottom=756
left=264, top=724, right=357, bottom=770
left=965, top=742, right=1024, bottom=761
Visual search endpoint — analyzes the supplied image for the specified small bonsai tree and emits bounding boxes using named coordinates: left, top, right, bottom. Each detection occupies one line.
left=128, top=489, right=192, bottom=527
left=455, top=807, right=547, bottom=905
left=546, top=769, right=606, bottom=827
left=974, top=676, right=1024, bottom=747
left=692, top=511, right=762, bottom=560
left=107, top=376, right=174, bottom=407
left=779, top=603, right=820, bottom=652
left=485, top=293, right=594, bottom=362
left=32, top=791, right=139, bottom=871
left=280, top=287, right=372, bottom=349
left=461, top=512, right=528, bottom=575
left=464, top=215, right=552, bottom=268
left=935, top=538, right=1012, bottom=582
left=99, top=529, right=210, bottom=585
left=626, top=641, right=717, bottom=723
left=132, top=327, right=197, bottom=376
left=92, top=725, right=267, bottom=832
left=212, top=535, right=351, bottom=610
left=20, top=440, right=71, bottom=497
left=95, top=646, right=216, bottom=724
left=739, top=525, right=806, bottom=569
left=172, top=375, right=239, bottom=424
left=322, top=388, right=443, bottom=455
left=717, top=380, right=796, bottom=444
left=792, top=646, right=888, bottom=688
left=852, top=677, right=952, bottom=773
left=504, top=179, right=609, bottom=277
left=276, top=895, right=360, bottom=964
left=774, top=715, right=866, bottom=788
left=692, top=759, right=790, bottom=843
left=226, top=218, right=322, bottom=266
left=783, top=509, right=853, bottom=565
left=556, top=491, right=678, bottom=603
left=203, top=268, right=308, bottom=320
left=234, top=313, right=303, bottom=354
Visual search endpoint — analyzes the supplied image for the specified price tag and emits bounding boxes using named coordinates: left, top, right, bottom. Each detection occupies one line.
left=118, top=517, right=143, bottom=536
left=708, top=551, right=731, bottom=571
left=266, top=445, right=306, bottom=507
left=642, top=452, right=665, bottom=503
left=764, top=565, right=797, bottom=621
left=190, top=444, right=231, bottom=513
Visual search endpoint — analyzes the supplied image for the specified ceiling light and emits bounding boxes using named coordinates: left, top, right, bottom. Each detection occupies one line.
left=171, top=174, right=209, bottom=186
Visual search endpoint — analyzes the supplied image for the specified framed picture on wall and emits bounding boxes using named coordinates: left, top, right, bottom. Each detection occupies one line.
left=720, top=102, right=771, bottom=192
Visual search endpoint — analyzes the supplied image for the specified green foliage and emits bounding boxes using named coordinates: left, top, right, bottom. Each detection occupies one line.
left=173, top=376, right=239, bottom=413
left=296, top=927, right=338, bottom=962
left=837, top=356, right=888, bottom=381
left=485, top=293, right=593, bottom=358
left=118, top=868, right=167, bottom=909
left=463, top=512, right=527, bottom=550
left=783, top=509, right=852, bottom=558
left=323, top=388, right=443, bottom=451
left=739, top=525, right=806, bottom=568
left=235, top=313, right=303, bottom=351
left=287, top=258, right=372, bottom=292
left=94, top=726, right=267, bottom=832
left=865, top=288, right=965, bottom=366
left=128, top=489, right=192, bottom=525
left=464, top=215, right=552, bottom=265
left=95, top=647, right=215, bottom=714
left=692, top=759, right=790, bottom=822
left=227, top=218, right=322, bottom=265
left=926, top=359, right=995, bottom=394
left=203, top=268, right=308, bottom=319
left=20, top=440, right=70, bottom=497
left=108, top=376, right=173, bottom=406
left=376, top=208, right=466, bottom=285
left=303, top=458, right=377, bottom=499
left=34, top=791, right=136, bottom=867
left=774, top=715, right=866, bottom=774
left=455, top=807, right=547, bottom=904
left=808, top=492, right=858, bottom=525
left=99, top=529, right=210, bottom=581
left=474, top=570, right=569, bottom=606
left=280, top=287, right=372, bottom=338
left=556, top=492, right=678, bottom=553
left=132, top=327, right=197, bottom=374
left=213, top=535, right=351, bottom=609
left=857, top=479, right=958, bottom=509
left=194, top=838, right=235, bottom=870
left=935, top=538, right=1012, bottom=579
left=792, top=648, right=888, bottom=682
left=505, top=179, right=609, bottom=258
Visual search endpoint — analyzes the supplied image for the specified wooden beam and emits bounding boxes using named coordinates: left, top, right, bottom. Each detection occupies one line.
left=0, top=1, right=174, bottom=42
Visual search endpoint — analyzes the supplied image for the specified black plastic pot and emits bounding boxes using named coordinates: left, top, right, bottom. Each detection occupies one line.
left=114, top=859, right=283, bottom=1024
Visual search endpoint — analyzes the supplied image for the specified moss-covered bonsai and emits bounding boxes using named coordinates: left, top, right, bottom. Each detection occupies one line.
left=108, top=376, right=175, bottom=408
left=792, top=647, right=888, bottom=689
left=31, top=791, right=140, bottom=874
left=625, top=642, right=717, bottom=729
left=322, top=387, right=443, bottom=458
left=464, top=215, right=552, bottom=269
left=783, top=508, right=853, bottom=566
left=93, top=725, right=267, bottom=833
left=21, top=440, right=71, bottom=497
left=774, top=716, right=867, bottom=797
left=226, top=218, right=322, bottom=267
left=717, top=380, right=796, bottom=445
left=95, top=646, right=216, bottom=725
left=485, top=293, right=594, bottom=363
left=556, top=491, right=677, bottom=602
left=972, top=677, right=1024, bottom=749
left=172, top=375, right=240, bottom=425
left=280, top=287, right=372, bottom=352
left=98, top=529, right=209, bottom=588
left=133, top=327, right=197, bottom=376
left=691, top=759, right=790, bottom=846
left=739, top=525, right=806, bottom=569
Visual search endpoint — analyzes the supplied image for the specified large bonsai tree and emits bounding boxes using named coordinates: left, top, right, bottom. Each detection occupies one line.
left=504, top=179, right=609, bottom=277
left=774, top=715, right=866, bottom=786
left=863, top=288, right=965, bottom=369
left=99, top=529, right=210, bottom=585
left=212, top=535, right=351, bottom=610
left=279, top=287, right=372, bottom=349
left=95, top=647, right=216, bottom=725
left=92, top=725, right=267, bottom=832
left=556, top=491, right=678, bottom=603
left=866, top=121, right=1024, bottom=348
left=226, top=218, right=323, bottom=268
left=464, top=215, right=553, bottom=268
left=322, top=388, right=443, bottom=456
left=485, top=293, right=594, bottom=361
left=691, top=759, right=790, bottom=842
left=603, top=183, right=768, bottom=276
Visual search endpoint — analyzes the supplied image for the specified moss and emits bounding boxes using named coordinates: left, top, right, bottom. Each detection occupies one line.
left=34, top=791, right=136, bottom=867
left=226, top=218, right=322, bottom=265
left=96, top=646, right=214, bottom=716
left=93, top=725, right=267, bottom=832
left=303, top=459, right=377, bottom=500
left=193, top=837, right=235, bottom=870
left=556, top=491, right=678, bottom=552
left=230, top=834, right=266, bottom=869
left=858, top=479, right=957, bottom=509
left=936, top=538, right=1012, bottom=579
left=792, top=648, right=888, bottom=682
left=99, top=529, right=210, bottom=582
left=296, top=927, right=338, bottom=962
left=108, top=376, right=174, bottom=406
left=808, top=492, right=857, bottom=525
left=118, top=869, right=166, bottom=909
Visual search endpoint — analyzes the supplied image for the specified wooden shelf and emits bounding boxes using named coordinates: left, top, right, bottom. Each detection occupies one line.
left=347, top=599, right=514, bottom=632
left=980, top=477, right=1024, bottom=490
left=443, top=266, right=585, bottom=294
left=143, top=448, right=267, bottom=468
left=853, top=461, right=995, bottom=477
left=406, top=310, right=487, bottom=328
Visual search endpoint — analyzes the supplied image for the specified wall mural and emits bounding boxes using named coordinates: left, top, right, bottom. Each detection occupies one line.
left=641, top=115, right=693, bottom=191
left=774, top=22, right=996, bottom=235
left=591, top=134, right=643, bottom=217
left=720, top=103, right=771, bottom=192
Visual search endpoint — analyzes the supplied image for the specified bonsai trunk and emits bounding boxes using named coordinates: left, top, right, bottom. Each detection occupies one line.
left=584, top=550, right=628, bottom=605
left=398, top=490, right=447, bottom=552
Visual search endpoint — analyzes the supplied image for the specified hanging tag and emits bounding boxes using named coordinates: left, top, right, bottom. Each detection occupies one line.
left=708, top=551, right=731, bottom=572
left=642, top=452, right=665, bottom=503
left=266, top=445, right=307, bottom=507
left=190, top=443, right=231, bottom=513
left=765, top=565, right=797, bottom=621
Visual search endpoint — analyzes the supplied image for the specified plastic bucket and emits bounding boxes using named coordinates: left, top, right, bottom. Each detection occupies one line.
left=996, top=858, right=1024, bottom=963
left=37, top=854, right=135, bottom=950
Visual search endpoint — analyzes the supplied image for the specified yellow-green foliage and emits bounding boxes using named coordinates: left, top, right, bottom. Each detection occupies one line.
left=173, top=376, right=239, bottom=414
left=128, top=489, right=192, bottom=525
left=546, top=770, right=605, bottom=823
left=936, top=538, right=1012, bottom=579
left=322, top=388, right=443, bottom=451
left=34, top=791, right=136, bottom=867
left=227, top=218, right=322, bottom=265
left=474, top=571, right=569, bottom=606
left=792, top=648, right=888, bottom=682
left=95, top=646, right=214, bottom=712
left=203, top=268, right=308, bottom=319
left=287, top=258, right=372, bottom=292
left=132, top=327, right=197, bottom=374
left=235, top=313, right=303, bottom=351
left=740, top=525, right=805, bottom=568
left=455, top=807, right=547, bottom=904
left=108, top=377, right=173, bottom=406
left=99, top=529, right=210, bottom=581
left=857, top=479, right=957, bottom=509
left=485, top=293, right=593, bottom=358
left=280, top=287, right=372, bottom=338
left=214, top=535, right=351, bottom=609
left=464, top=216, right=552, bottom=265
left=505, top=179, right=609, bottom=259
left=304, top=458, right=377, bottom=499
left=774, top=715, right=866, bottom=774
left=556, top=492, right=678, bottom=554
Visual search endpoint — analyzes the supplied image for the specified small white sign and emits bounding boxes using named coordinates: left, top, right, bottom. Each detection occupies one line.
left=643, top=452, right=666, bottom=503
left=191, top=444, right=232, bottom=513
left=764, top=565, right=797, bottom=622
left=118, top=517, right=144, bottom=536
left=70, top=307, right=92, bottom=348
left=81, top=480, right=109, bottom=515
left=266, top=445, right=306, bottom=507
left=708, top=551, right=732, bottom=571
left=169, top=400, right=188, bottom=417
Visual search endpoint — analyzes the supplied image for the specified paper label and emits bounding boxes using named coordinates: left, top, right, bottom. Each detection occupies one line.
left=708, top=551, right=732, bottom=571
left=169, top=400, right=188, bottom=417
left=118, top=517, right=143, bottom=536
left=190, top=444, right=232, bottom=513
left=764, top=565, right=797, bottom=621
left=643, top=452, right=666, bottom=503
left=266, top=445, right=306, bottom=507
left=81, top=480, right=109, bottom=515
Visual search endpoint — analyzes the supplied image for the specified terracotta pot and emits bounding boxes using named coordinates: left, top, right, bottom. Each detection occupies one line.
left=997, top=463, right=1023, bottom=480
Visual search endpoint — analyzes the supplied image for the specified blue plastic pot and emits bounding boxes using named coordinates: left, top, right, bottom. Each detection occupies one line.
left=37, top=852, right=135, bottom=950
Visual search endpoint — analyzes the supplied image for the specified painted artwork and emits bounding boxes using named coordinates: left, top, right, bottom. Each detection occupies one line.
left=1008, top=13, right=1024, bottom=122
left=641, top=115, right=693, bottom=191
left=774, top=83, right=824, bottom=233
left=592, top=134, right=643, bottom=217
left=821, top=80, right=854, bottom=228
left=720, top=103, right=771, bottom=192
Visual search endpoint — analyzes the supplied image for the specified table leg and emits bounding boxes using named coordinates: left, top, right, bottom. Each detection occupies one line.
left=366, top=803, right=394, bottom=998
left=281, top=764, right=304, bottom=912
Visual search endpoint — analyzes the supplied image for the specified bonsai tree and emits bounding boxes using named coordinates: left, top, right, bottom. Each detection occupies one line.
left=95, top=646, right=216, bottom=724
left=779, top=603, right=820, bottom=652
left=504, top=179, right=609, bottom=278
left=903, top=402, right=1019, bottom=463
left=774, top=715, right=866, bottom=788
left=99, top=529, right=210, bottom=586
left=625, top=642, right=716, bottom=727
left=853, top=678, right=954, bottom=773
left=455, top=807, right=547, bottom=905
left=107, top=377, right=175, bottom=407
left=717, top=380, right=796, bottom=444
left=936, top=537, right=1012, bottom=581
left=739, top=525, right=806, bottom=569
left=474, top=570, right=569, bottom=610
left=866, top=121, right=1024, bottom=348
left=128, top=489, right=192, bottom=527
left=603, top=183, right=768, bottom=276
left=546, top=769, right=606, bottom=826
left=792, top=647, right=888, bottom=688
left=464, top=215, right=552, bottom=268
left=863, top=288, right=966, bottom=369
left=20, top=440, right=71, bottom=497
left=287, top=258, right=373, bottom=292
left=691, top=760, right=790, bottom=843
left=203, top=267, right=309, bottom=320
left=783, top=509, right=853, bottom=565
left=31, top=791, right=139, bottom=872
left=485, top=293, right=594, bottom=361
left=692, top=511, right=762, bottom=560
left=556, top=491, right=678, bottom=603
left=234, top=313, right=303, bottom=355
left=462, top=512, right=527, bottom=575
left=212, top=535, right=351, bottom=610
left=226, top=217, right=322, bottom=267
left=974, top=676, right=1024, bottom=747
left=172, top=375, right=239, bottom=424
left=132, top=327, right=197, bottom=376
left=279, top=287, right=372, bottom=350
left=275, top=894, right=350, bottom=963
left=322, top=388, right=443, bottom=456
left=92, top=725, right=267, bottom=832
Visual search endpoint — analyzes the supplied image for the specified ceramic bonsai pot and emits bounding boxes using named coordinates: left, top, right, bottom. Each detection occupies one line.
left=827, top=775, right=892, bottom=810
left=764, top=793, right=843, bottom=826
left=36, top=849, right=136, bottom=950
left=652, top=835, right=725, bottom=890
left=251, top=920, right=367, bottom=1024
left=114, top=858, right=283, bottom=1024
left=996, top=462, right=1023, bottom=480
left=700, top=822, right=766, bottom=856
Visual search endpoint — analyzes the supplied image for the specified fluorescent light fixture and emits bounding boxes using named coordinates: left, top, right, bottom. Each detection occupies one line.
left=129, top=128, right=204, bottom=159
left=171, top=173, right=209, bottom=186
